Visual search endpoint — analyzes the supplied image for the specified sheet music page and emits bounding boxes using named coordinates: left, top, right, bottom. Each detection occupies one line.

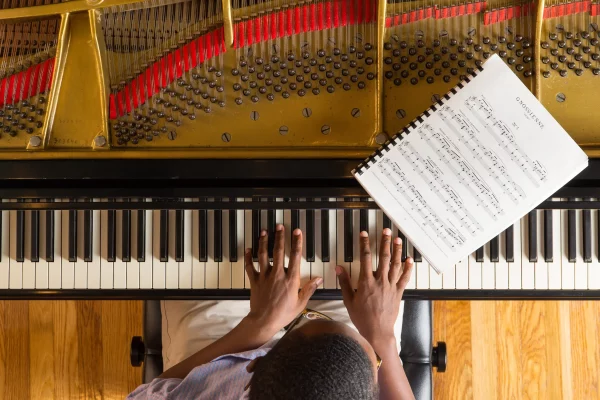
left=356, top=54, right=588, bottom=273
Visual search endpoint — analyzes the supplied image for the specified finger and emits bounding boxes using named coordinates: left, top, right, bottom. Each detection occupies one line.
left=244, top=248, right=258, bottom=284
left=376, top=228, right=392, bottom=280
left=397, top=257, right=414, bottom=291
left=389, top=236, right=403, bottom=284
left=299, top=277, right=323, bottom=305
left=287, top=229, right=303, bottom=278
left=335, top=265, right=354, bottom=301
left=258, top=229, right=269, bottom=275
left=272, top=224, right=285, bottom=273
left=359, top=231, right=374, bottom=281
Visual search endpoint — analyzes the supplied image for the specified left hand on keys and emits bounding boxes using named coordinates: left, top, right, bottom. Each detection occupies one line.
left=244, top=224, right=322, bottom=337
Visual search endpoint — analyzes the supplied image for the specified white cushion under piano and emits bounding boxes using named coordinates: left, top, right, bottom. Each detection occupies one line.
left=0, top=159, right=598, bottom=299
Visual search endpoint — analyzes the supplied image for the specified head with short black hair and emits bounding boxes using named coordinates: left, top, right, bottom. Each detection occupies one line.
left=249, top=320, right=378, bottom=400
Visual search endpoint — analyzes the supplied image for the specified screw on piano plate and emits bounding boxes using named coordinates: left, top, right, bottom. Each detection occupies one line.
left=375, top=133, right=388, bottom=144
left=351, top=108, right=361, bottom=118
left=167, top=131, right=177, bottom=140
left=279, top=126, right=289, bottom=135
left=302, top=108, right=312, bottom=118
left=94, top=135, right=107, bottom=147
left=221, top=132, right=232, bottom=142
left=250, top=111, right=259, bottom=121
left=396, top=109, right=406, bottom=119
left=556, top=93, right=566, bottom=103
left=29, top=135, right=41, bottom=147
left=321, top=125, right=331, bottom=135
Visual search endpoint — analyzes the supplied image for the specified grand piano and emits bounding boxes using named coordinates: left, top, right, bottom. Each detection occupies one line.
left=1, top=0, right=599, bottom=300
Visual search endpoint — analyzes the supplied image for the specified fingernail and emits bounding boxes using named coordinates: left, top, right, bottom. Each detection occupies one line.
left=315, top=277, right=323, bottom=286
left=276, top=224, right=284, bottom=231
left=335, top=266, right=342, bottom=275
left=407, top=257, right=414, bottom=264
left=394, top=237, right=402, bottom=245
left=260, top=230, right=267, bottom=237
left=360, top=230, right=368, bottom=238
left=383, top=228, right=391, bottom=236
left=293, top=228, right=301, bottom=236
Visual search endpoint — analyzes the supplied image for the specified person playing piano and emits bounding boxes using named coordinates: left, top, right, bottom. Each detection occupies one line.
left=128, top=225, right=415, bottom=400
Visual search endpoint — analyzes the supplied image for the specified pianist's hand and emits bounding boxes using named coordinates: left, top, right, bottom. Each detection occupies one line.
left=336, top=228, right=413, bottom=354
left=244, top=224, right=322, bottom=338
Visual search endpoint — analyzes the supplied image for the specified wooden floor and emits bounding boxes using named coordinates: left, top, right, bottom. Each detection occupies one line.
left=0, top=300, right=598, bottom=399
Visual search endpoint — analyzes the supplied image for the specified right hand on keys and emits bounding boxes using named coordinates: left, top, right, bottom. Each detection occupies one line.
left=336, top=228, right=413, bottom=353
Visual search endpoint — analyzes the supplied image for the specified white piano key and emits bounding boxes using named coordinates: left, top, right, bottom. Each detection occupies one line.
left=205, top=206, right=219, bottom=289
left=508, top=221, right=522, bottom=289
left=60, top=208, right=74, bottom=289
left=442, top=262, right=456, bottom=289
left=231, top=199, right=245, bottom=289
left=87, top=203, right=101, bottom=289
left=548, top=206, right=562, bottom=290
left=138, top=202, right=153, bottom=289
left=561, top=201, right=575, bottom=289
left=151, top=209, right=165, bottom=289
left=8, top=201, right=23, bottom=289
left=468, top=250, right=482, bottom=290
left=323, top=201, right=338, bottom=290
left=178, top=202, right=192, bottom=289
left=521, top=216, right=535, bottom=289
left=336, top=202, right=350, bottom=289
left=219, top=209, right=232, bottom=288
left=74, top=209, right=88, bottom=289
left=48, top=200, right=62, bottom=289
left=399, top=226, right=416, bottom=290
left=312, top=206, right=323, bottom=287
left=100, top=207, right=114, bottom=289
left=192, top=207, right=204, bottom=289
left=455, top=257, right=469, bottom=289
left=350, top=208, right=361, bottom=289
left=22, top=209, right=36, bottom=289
left=299, top=206, right=311, bottom=286
left=574, top=204, right=588, bottom=290
left=36, top=205, right=48, bottom=289
left=481, top=243, right=495, bottom=290
left=369, top=208, right=379, bottom=270
left=589, top=207, right=600, bottom=290
left=535, top=210, right=548, bottom=290
left=283, top=207, right=291, bottom=269
left=412, top=242, right=429, bottom=289
left=429, top=264, right=443, bottom=289
left=245, top=200, right=254, bottom=288
left=495, top=230, right=509, bottom=290
left=0, top=199, right=9, bottom=289
left=165, top=209, right=179, bottom=289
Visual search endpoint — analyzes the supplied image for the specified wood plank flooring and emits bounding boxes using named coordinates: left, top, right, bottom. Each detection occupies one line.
left=0, top=300, right=598, bottom=399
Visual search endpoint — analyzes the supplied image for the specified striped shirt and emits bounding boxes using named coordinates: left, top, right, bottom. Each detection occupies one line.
left=127, top=340, right=277, bottom=400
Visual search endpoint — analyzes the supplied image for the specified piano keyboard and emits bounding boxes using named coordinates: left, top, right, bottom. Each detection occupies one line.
left=0, top=197, right=599, bottom=293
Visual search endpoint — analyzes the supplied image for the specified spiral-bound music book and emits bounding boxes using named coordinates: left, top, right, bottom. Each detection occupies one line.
left=354, top=54, right=588, bottom=274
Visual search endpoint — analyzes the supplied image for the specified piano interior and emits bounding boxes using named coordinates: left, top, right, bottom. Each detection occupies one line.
left=0, top=0, right=599, bottom=298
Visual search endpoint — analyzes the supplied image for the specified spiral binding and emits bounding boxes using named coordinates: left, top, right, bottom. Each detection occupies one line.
left=353, top=63, right=484, bottom=176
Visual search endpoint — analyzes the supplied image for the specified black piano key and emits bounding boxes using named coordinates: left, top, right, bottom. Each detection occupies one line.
left=568, top=209, right=576, bottom=262
left=0, top=211, right=2, bottom=261
left=83, top=209, right=92, bottom=262
left=45, top=208, right=54, bottom=262
left=159, top=210, right=168, bottom=262
left=490, top=236, right=499, bottom=262
left=321, top=209, right=329, bottom=262
left=398, top=230, right=408, bottom=262
left=175, top=209, right=184, bottom=262
left=107, top=209, right=117, bottom=262
left=583, top=209, right=592, bottom=263
left=68, top=209, right=77, bottom=262
left=199, top=209, right=208, bottom=262
left=30, top=210, right=39, bottom=262
left=544, top=210, right=553, bottom=262
left=528, top=211, right=537, bottom=262
left=344, top=209, right=353, bottom=262
left=359, top=209, right=368, bottom=233
left=229, top=209, right=237, bottom=262
left=306, top=208, right=315, bottom=262
left=252, top=209, right=260, bottom=261
left=475, top=246, right=484, bottom=262
left=505, top=225, right=514, bottom=262
left=214, top=209, right=223, bottom=262
left=267, top=208, right=276, bottom=259
left=291, top=208, right=300, bottom=233
left=413, top=247, right=422, bottom=263
left=383, top=214, right=392, bottom=230
left=15, top=208, right=24, bottom=262
left=122, top=209, right=131, bottom=262
left=136, top=209, right=146, bottom=262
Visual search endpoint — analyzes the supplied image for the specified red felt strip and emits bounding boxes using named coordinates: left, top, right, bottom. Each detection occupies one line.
left=333, top=0, right=340, bottom=27
left=22, top=67, right=32, bottom=100
left=30, top=63, right=41, bottom=99
left=174, top=49, right=183, bottom=77
left=341, top=0, right=348, bottom=26
left=318, top=2, right=324, bottom=30
left=349, top=0, right=356, bottom=24
left=247, top=19, right=254, bottom=46
left=109, top=94, right=117, bottom=119
left=272, top=11, right=279, bottom=40
left=326, top=1, right=333, bottom=28
left=254, top=16, right=261, bottom=44
left=263, top=14, right=269, bottom=42
left=130, top=78, right=138, bottom=109
left=286, top=8, right=293, bottom=35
